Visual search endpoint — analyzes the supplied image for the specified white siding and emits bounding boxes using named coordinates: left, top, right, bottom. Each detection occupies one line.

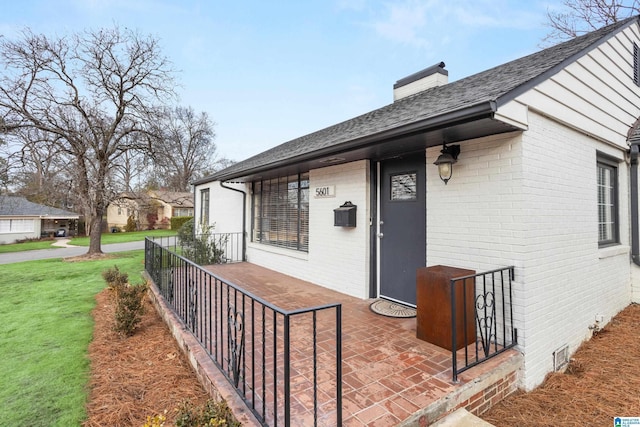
left=246, top=160, right=371, bottom=299
left=511, top=25, right=640, bottom=148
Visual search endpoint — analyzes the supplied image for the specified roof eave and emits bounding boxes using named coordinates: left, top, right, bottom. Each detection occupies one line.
left=200, top=100, right=497, bottom=184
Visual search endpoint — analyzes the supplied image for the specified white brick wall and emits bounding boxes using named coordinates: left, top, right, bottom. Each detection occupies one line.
left=427, top=112, right=631, bottom=390
left=247, top=160, right=371, bottom=299
left=519, top=112, right=630, bottom=389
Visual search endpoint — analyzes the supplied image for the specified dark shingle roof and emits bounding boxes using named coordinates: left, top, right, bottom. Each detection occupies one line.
left=112, top=191, right=194, bottom=208
left=0, top=195, right=79, bottom=217
left=151, top=191, right=194, bottom=208
left=202, top=16, right=637, bottom=183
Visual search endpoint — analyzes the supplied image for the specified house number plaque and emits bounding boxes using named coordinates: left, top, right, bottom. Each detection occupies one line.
left=314, top=185, right=335, bottom=198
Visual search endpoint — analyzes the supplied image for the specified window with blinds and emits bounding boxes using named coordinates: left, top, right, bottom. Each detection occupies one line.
left=252, top=173, right=309, bottom=252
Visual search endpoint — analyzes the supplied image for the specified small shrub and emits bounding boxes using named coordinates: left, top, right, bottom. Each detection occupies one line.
left=114, top=281, right=148, bottom=336
left=143, top=412, right=166, bottom=427
left=175, top=399, right=240, bottom=427
left=16, top=236, right=54, bottom=243
left=171, top=216, right=193, bottom=231
left=102, top=265, right=129, bottom=294
left=125, top=215, right=137, bottom=232
left=177, top=218, right=196, bottom=245
left=177, top=219, right=226, bottom=265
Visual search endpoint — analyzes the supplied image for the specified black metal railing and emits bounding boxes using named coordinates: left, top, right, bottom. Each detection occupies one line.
left=145, top=238, right=342, bottom=426
left=451, top=266, right=517, bottom=382
left=150, top=232, right=244, bottom=264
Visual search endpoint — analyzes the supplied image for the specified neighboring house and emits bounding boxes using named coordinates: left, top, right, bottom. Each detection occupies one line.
left=193, top=17, right=640, bottom=391
left=0, top=195, right=79, bottom=244
left=151, top=190, right=195, bottom=219
left=106, top=190, right=194, bottom=230
left=106, top=191, right=138, bottom=230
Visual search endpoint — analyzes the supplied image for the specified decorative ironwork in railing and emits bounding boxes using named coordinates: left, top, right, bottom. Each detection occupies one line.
left=450, top=266, right=517, bottom=382
left=145, top=238, right=343, bottom=426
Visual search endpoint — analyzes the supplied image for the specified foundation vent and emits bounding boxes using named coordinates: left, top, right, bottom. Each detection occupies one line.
left=553, top=344, right=569, bottom=371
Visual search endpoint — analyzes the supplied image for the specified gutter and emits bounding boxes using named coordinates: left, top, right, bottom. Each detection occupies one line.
left=194, top=101, right=498, bottom=185
left=219, top=181, right=247, bottom=262
left=631, top=142, right=640, bottom=266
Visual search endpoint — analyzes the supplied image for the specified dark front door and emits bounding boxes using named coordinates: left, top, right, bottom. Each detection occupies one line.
left=379, top=153, right=426, bottom=306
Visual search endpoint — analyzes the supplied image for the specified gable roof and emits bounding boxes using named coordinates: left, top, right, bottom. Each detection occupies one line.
left=111, top=191, right=194, bottom=209
left=0, top=195, right=79, bottom=218
left=150, top=191, right=194, bottom=208
left=198, top=16, right=638, bottom=184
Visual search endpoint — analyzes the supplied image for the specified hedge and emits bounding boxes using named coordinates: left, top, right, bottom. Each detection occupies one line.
left=171, top=216, right=193, bottom=230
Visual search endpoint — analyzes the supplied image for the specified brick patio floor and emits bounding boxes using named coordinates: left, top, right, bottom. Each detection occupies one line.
left=201, top=262, right=519, bottom=426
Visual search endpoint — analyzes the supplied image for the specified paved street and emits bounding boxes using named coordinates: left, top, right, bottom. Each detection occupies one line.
left=0, top=240, right=145, bottom=265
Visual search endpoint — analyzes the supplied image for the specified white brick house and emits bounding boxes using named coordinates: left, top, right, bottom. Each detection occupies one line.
left=194, top=17, right=640, bottom=390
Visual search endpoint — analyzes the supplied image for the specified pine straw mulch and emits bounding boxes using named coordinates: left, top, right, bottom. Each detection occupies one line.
left=482, top=303, right=640, bottom=427
left=83, top=289, right=211, bottom=427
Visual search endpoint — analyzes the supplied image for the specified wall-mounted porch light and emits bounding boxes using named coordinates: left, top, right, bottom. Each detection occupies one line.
left=433, top=144, right=460, bottom=185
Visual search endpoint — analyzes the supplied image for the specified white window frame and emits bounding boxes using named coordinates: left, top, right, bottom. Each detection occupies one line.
left=200, top=188, right=210, bottom=225
left=597, top=155, right=619, bottom=247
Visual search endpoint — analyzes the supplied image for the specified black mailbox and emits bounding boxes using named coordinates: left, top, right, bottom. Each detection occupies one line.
left=334, top=201, right=357, bottom=227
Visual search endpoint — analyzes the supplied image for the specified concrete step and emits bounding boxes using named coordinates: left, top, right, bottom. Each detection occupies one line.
left=431, top=409, right=495, bottom=426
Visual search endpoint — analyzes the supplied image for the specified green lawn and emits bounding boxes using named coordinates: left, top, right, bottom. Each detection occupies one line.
left=69, top=229, right=176, bottom=246
left=0, top=239, right=60, bottom=253
left=0, top=229, right=176, bottom=253
left=0, top=251, right=146, bottom=427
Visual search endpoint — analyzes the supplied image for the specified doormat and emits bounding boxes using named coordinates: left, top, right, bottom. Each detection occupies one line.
left=369, top=299, right=416, bottom=318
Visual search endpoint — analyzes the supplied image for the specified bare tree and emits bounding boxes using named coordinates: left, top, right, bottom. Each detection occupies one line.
left=544, top=0, right=640, bottom=44
left=9, top=128, right=70, bottom=206
left=0, top=26, right=176, bottom=255
left=0, top=142, right=9, bottom=193
left=152, top=106, right=223, bottom=192
left=112, top=141, right=152, bottom=192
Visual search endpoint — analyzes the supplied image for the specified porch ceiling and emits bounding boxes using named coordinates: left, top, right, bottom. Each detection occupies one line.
left=223, top=116, right=519, bottom=183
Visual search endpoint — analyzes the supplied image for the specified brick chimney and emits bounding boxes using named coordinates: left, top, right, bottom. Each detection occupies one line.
left=393, top=62, right=448, bottom=101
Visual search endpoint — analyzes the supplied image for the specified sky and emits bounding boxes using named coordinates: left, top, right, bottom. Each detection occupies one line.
left=0, top=0, right=559, bottom=162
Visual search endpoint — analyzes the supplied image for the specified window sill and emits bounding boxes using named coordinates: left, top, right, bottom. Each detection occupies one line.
left=248, top=242, right=309, bottom=260
left=598, top=245, right=629, bottom=259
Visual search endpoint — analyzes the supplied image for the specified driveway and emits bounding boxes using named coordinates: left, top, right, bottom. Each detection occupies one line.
left=0, top=241, right=146, bottom=265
